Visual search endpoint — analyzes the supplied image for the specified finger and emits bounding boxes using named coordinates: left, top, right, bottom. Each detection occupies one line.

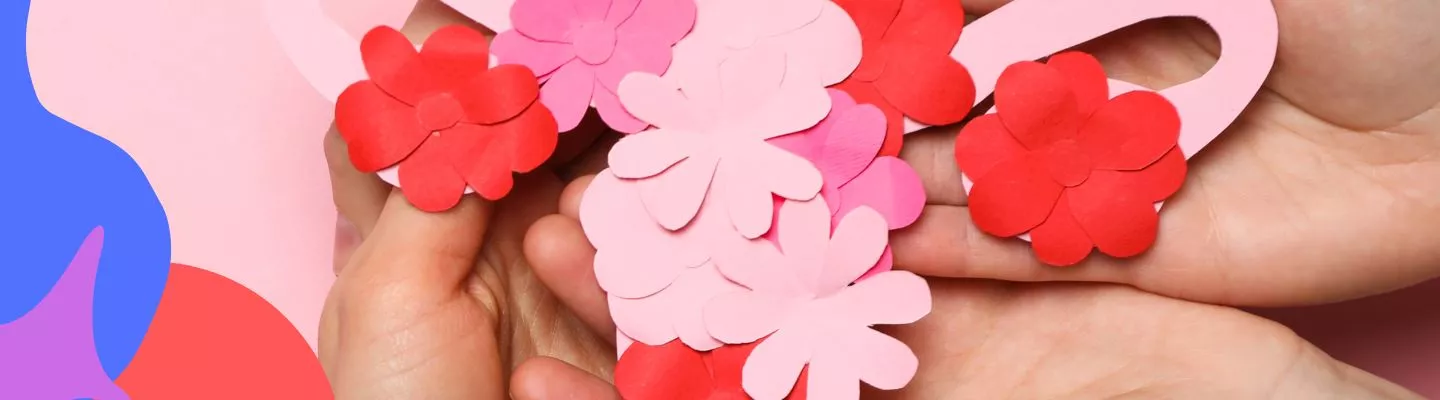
left=317, top=280, right=343, bottom=380
left=511, top=357, right=620, bottom=400
left=323, top=125, right=389, bottom=238
left=525, top=214, right=616, bottom=340
left=899, top=126, right=970, bottom=206
left=560, top=174, right=596, bottom=220
left=353, top=192, right=492, bottom=297
left=559, top=132, right=620, bottom=181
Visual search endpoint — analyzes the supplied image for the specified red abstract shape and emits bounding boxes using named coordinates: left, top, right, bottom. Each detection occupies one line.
left=615, top=340, right=807, bottom=400
left=115, top=264, right=332, bottom=399
left=954, top=52, right=1186, bottom=266
left=336, top=25, right=559, bottom=211
left=833, top=0, right=976, bottom=156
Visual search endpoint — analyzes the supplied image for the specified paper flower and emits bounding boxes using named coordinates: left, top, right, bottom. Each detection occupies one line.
left=704, top=197, right=932, bottom=400
left=833, top=0, right=976, bottom=156
left=608, top=49, right=830, bottom=238
left=581, top=171, right=748, bottom=349
left=491, top=0, right=696, bottom=133
left=614, top=340, right=807, bottom=400
left=954, top=52, right=1188, bottom=266
left=335, top=25, right=558, bottom=211
left=667, top=0, right=861, bottom=88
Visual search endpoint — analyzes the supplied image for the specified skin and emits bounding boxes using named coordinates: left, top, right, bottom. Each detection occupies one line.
left=322, top=0, right=1437, bottom=398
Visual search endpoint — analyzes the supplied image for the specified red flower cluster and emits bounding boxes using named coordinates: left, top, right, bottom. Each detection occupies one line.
left=615, top=340, right=808, bottom=400
left=335, top=25, right=558, bottom=212
left=954, top=52, right=1187, bottom=266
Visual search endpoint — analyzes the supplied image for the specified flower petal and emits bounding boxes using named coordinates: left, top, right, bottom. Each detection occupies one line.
left=751, top=142, right=824, bottom=202
left=740, top=327, right=813, bottom=400
left=593, top=83, right=651, bottom=133
left=539, top=62, right=596, bottom=132
left=511, top=0, right=581, bottom=42
left=1079, top=91, right=1181, bottom=171
left=773, top=197, right=833, bottom=284
left=847, top=328, right=919, bottom=390
left=420, top=25, right=493, bottom=90
left=882, top=0, right=964, bottom=54
left=1046, top=51, right=1109, bottom=118
left=703, top=291, right=795, bottom=344
left=573, top=0, right=612, bottom=22
left=953, top=114, right=1027, bottom=182
left=837, top=157, right=925, bottom=230
left=594, top=32, right=673, bottom=93
left=360, top=26, right=428, bottom=104
left=968, top=155, right=1064, bottom=237
left=819, top=206, right=889, bottom=295
left=709, top=341, right=760, bottom=390
left=614, top=340, right=714, bottom=400
left=615, top=0, right=697, bottom=44
left=1112, top=147, right=1188, bottom=202
left=334, top=81, right=428, bottom=172
left=718, top=49, right=788, bottom=119
left=1068, top=175, right=1161, bottom=258
left=831, top=0, right=901, bottom=43
left=618, top=72, right=699, bottom=130
left=485, top=100, right=560, bottom=173
left=836, top=80, right=904, bottom=156
left=772, top=2, right=863, bottom=86
left=1029, top=192, right=1094, bottom=266
left=605, top=0, right=643, bottom=25
left=994, top=61, right=1084, bottom=150
left=455, top=64, right=543, bottom=124
left=721, top=160, right=781, bottom=239
left=608, top=128, right=696, bottom=178
left=444, top=124, right=516, bottom=200
left=819, top=102, right=887, bottom=184
left=595, top=244, right=686, bottom=299
left=875, top=47, right=975, bottom=126
left=828, top=270, right=931, bottom=326
left=638, top=154, right=720, bottom=230
left=396, top=143, right=467, bottom=212
left=746, top=75, right=832, bottom=140
left=491, top=30, right=576, bottom=77
left=805, top=352, right=860, bottom=400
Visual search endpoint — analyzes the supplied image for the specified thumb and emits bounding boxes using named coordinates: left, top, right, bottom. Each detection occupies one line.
left=329, top=191, right=506, bottom=399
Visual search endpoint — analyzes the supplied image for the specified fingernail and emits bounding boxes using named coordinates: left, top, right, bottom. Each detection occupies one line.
left=333, top=215, right=362, bottom=275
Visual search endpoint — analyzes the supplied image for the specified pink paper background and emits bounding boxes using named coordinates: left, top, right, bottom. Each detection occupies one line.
left=23, top=1, right=1438, bottom=396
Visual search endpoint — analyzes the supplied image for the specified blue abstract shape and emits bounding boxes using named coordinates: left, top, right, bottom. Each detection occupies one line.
left=0, top=0, right=172, bottom=379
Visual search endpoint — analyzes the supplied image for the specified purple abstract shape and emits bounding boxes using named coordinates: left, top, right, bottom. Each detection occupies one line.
left=0, top=227, right=130, bottom=399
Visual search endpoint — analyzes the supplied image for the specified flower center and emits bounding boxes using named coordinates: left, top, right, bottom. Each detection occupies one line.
left=1041, top=139, right=1092, bottom=187
left=573, top=22, right=617, bottom=65
left=416, top=93, right=464, bottom=132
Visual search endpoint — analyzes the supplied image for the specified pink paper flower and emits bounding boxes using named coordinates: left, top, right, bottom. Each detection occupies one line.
left=704, top=197, right=932, bottom=400
left=491, top=0, right=696, bottom=133
left=608, top=49, right=830, bottom=238
left=668, top=0, right=861, bottom=87
left=581, top=171, right=745, bottom=349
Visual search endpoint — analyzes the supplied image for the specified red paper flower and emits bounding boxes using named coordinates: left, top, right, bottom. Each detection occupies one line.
left=335, top=25, right=558, bottom=212
left=615, top=340, right=807, bottom=400
left=954, top=52, right=1188, bottom=266
left=832, top=0, right=976, bottom=157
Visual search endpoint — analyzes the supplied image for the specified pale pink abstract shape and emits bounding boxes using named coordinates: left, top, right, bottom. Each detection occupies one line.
left=29, top=0, right=343, bottom=349
left=704, top=197, right=931, bottom=399
left=608, top=262, right=742, bottom=350
left=610, top=49, right=830, bottom=238
left=669, top=0, right=860, bottom=87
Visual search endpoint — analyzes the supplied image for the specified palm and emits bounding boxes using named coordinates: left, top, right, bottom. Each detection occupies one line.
left=896, top=0, right=1440, bottom=306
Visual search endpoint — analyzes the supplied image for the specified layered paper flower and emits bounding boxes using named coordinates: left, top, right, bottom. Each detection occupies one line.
left=608, top=49, right=830, bottom=238
left=336, top=25, right=558, bottom=211
left=833, top=0, right=976, bottom=156
left=615, top=340, right=807, bottom=400
left=954, top=52, right=1188, bottom=266
left=704, top=198, right=932, bottom=399
left=668, top=0, right=861, bottom=88
left=581, top=171, right=745, bottom=350
left=491, top=0, right=696, bottom=133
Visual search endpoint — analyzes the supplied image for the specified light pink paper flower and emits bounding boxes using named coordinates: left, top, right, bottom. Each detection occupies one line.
left=669, top=0, right=861, bottom=87
left=491, top=0, right=696, bottom=133
left=608, top=49, right=830, bottom=238
left=581, top=171, right=745, bottom=349
left=704, top=197, right=932, bottom=400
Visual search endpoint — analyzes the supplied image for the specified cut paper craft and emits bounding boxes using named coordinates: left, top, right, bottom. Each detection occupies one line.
left=610, top=262, right=742, bottom=350
left=335, top=25, right=559, bottom=211
left=0, top=228, right=130, bottom=400
left=610, top=48, right=829, bottom=238
left=955, top=52, right=1187, bottom=265
left=668, top=0, right=861, bottom=88
left=832, top=0, right=975, bottom=156
left=704, top=198, right=931, bottom=399
left=615, top=340, right=807, bottom=400
left=491, top=0, right=697, bottom=133
left=940, top=0, right=1278, bottom=158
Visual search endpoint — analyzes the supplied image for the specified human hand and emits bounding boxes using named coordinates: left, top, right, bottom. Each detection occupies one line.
left=893, top=0, right=1440, bottom=306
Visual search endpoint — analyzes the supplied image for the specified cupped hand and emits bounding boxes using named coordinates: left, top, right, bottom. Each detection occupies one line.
left=893, top=0, right=1440, bottom=306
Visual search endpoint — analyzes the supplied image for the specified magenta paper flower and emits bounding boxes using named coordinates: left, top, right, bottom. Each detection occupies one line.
left=608, top=49, right=831, bottom=238
left=491, top=0, right=696, bottom=133
left=581, top=171, right=746, bottom=349
left=704, top=197, right=932, bottom=400
left=668, top=0, right=861, bottom=87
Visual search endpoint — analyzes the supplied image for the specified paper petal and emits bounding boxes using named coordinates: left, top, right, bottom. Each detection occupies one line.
left=775, top=2, right=864, bottom=86
left=334, top=81, right=428, bottom=172
left=486, top=101, right=559, bottom=173
left=595, top=33, right=674, bottom=93
left=835, top=80, right=905, bottom=157
left=618, top=72, right=699, bottom=130
left=819, top=207, right=889, bottom=295
left=360, top=26, right=427, bottom=105
left=1115, top=147, right=1188, bottom=202
left=574, top=0, right=612, bottom=21
left=491, top=30, right=576, bottom=77
left=450, top=124, right=517, bottom=200
left=1079, top=91, right=1182, bottom=171
left=608, top=263, right=738, bottom=349
left=837, top=157, right=925, bottom=230
left=953, top=114, right=1027, bottom=182
left=639, top=155, right=720, bottom=230
left=819, top=102, right=886, bottom=184
left=593, top=84, right=651, bottom=133
left=848, top=328, right=919, bottom=390
left=608, top=128, right=696, bottom=179
left=718, top=49, right=788, bottom=118
left=538, top=62, right=596, bottom=132
left=396, top=145, right=467, bottom=212
left=595, top=246, right=686, bottom=299
left=455, top=64, right=543, bottom=125
left=968, top=156, right=1064, bottom=237
left=616, top=0, right=698, bottom=46
left=1029, top=192, right=1094, bottom=266
left=420, top=25, right=494, bottom=90
left=511, top=0, right=581, bottom=42
left=741, top=327, right=813, bottom=400
left=874, top=47, right=974, bottom=126
left=805, top=355, right=859, bottom=400
left=828, top=270, right=931, bottom=326
left=721, top=161, right=782, bottom=239
left=994, top=61, right=1082, bottom=150
left=775, top=197, right=833, bottom=272
left=704, top=291, right=794, bottom=344
left=1068, top=177, right=1161, bottom=258
left=750, top=142, right=824, bottom=202
left=614, top=340, right=714, bottom=400
left=1046, top=52, right=1109, bottom=118
left=831, top=0, right=901, bottom=47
